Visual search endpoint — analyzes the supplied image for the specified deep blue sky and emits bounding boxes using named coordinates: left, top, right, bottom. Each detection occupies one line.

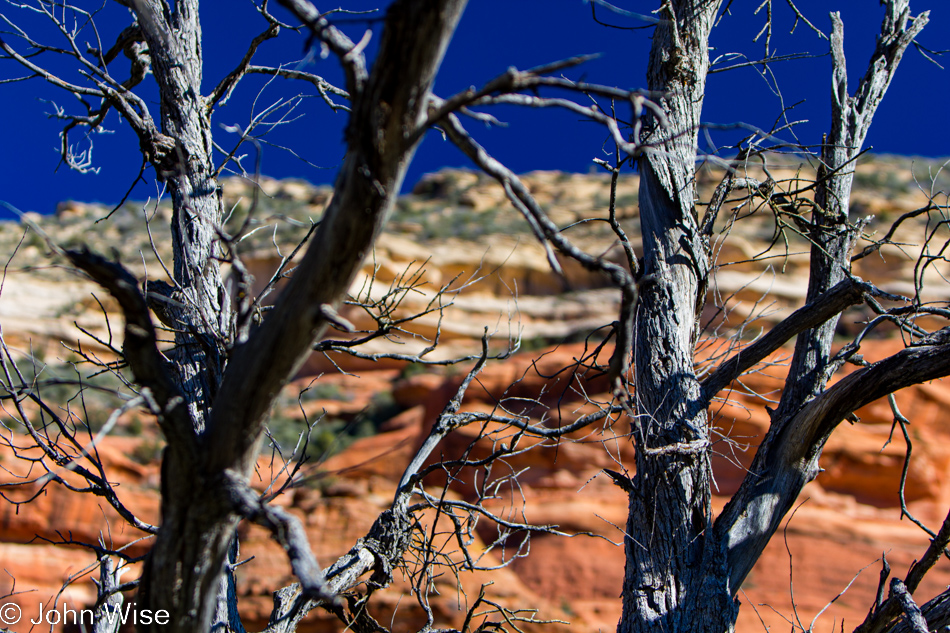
left=0, top=1, right=947, bottom=218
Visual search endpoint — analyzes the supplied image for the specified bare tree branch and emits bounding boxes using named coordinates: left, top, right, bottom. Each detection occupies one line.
left=700, top=275, right=872, bottom=402
left=719, top=340, right=950, bottom=590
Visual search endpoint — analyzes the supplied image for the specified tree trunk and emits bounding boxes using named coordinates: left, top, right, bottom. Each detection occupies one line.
left=130, top=0, right=231, bottom=431
left=125, top=3, right=237, bottom=630
left=131, top=2, right=469, bottom=630
left=621, top=4, right=929, bottom=631
left=715, top=2, right=929, bottom=596
left=619, top=2, right=736, bottom=632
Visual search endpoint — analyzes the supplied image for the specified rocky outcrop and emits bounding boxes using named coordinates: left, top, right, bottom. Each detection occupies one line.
left=2, top=338, right=947, bottom=633
left=0, top=156, right=947, bottom=631
left=5, top=156, right=946, bottom=360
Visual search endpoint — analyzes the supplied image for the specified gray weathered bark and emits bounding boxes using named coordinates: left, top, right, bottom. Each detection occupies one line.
left=4, top=1, right=944, bottom=631
left=58, top=1, right=466, bottom=631
left=121, top=3, right=235, bottom=629
left=619, top=2, right=735, bottom=632
left=126, top=2, right=469, bottom=631
left=620, top=2, right=931, bottom=633
left=714, top=2, right=930, bottom=595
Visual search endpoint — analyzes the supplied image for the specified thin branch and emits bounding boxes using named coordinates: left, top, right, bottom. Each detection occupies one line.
left=700, top=275, right=872, bottom=403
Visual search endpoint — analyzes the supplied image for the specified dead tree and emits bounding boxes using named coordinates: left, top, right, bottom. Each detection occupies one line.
left=0, top=0, right=639, bottom=631
left=613, top=2, right=946, bottom=633
left=0, top=0, right=475, bottom=630
left=1, top=1, right=949, bottom=633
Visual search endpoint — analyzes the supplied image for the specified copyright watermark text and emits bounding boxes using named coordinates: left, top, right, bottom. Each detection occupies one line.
left=0, top=601, right=169, bottom=626
left=0, top=603, right=19, bottom=626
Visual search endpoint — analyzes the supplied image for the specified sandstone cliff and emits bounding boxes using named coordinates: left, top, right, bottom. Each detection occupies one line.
left=0, top=155, right=947, bottom=632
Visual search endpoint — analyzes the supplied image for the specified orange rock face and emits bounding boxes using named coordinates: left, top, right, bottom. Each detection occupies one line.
left=265, top=340, right=950, bottom=633
left=1, top=339, right=949, bottom=633
left=1, top=162, right=948, bottom=632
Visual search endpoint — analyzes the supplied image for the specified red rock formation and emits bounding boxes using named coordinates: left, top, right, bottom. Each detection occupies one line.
left=0, top=162, right=948, bottom=631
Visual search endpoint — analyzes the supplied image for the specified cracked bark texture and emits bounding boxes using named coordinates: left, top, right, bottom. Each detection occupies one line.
left=117, top=1, right=470, bottom=631
left=715, top=2, right=930, bottom=596
left=620, top=2, right=930, bottom=633
left=132, top=0, right=230, bottom=432
left=124, top=2, right=236, bottom=630
left=620, top=2, right=732, bottom=632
